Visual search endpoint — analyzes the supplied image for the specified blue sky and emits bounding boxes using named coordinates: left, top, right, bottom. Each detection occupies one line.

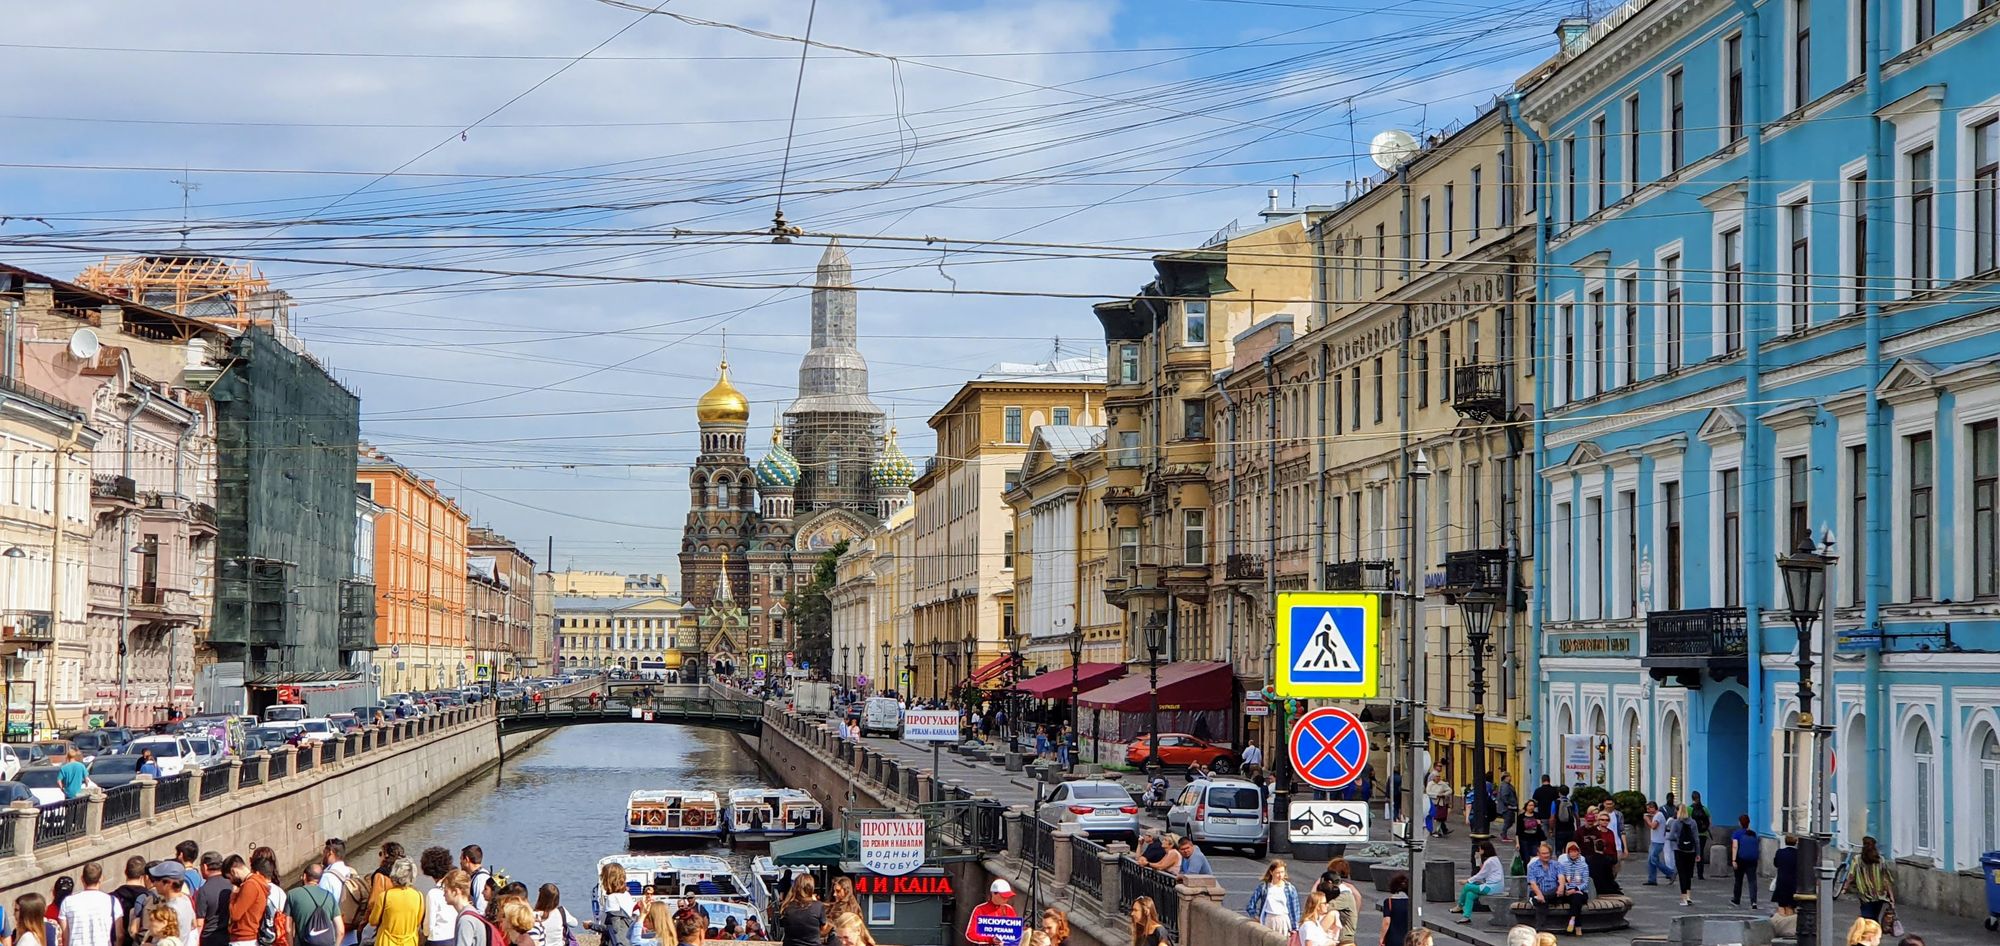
left=0, top=0, right=1564, bottom=571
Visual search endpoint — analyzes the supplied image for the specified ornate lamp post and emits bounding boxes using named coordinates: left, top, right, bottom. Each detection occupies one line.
left=1457, top=592, right=1499, bottom=845
left=1778, top=535, right=1835, bottom=946
left=961, top=637, right=976, bottom=713
left=1144, top=612, right=1166, bottom=774
left=1068, top=629, right=1084, bottom=773
left=903, top=640, right=916, bottom=700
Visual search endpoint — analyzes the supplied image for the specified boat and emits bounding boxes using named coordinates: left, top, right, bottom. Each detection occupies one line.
left=593, top=854, right=753, bottom=902
left=625, top=789, right=722, bottom=840
left=726, top=788, right=822, bottom=841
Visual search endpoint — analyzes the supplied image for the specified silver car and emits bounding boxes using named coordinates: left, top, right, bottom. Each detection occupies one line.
left=1167, top=777, right=1268, bottom=857
left=1035, top=780, right=1141, bottom=842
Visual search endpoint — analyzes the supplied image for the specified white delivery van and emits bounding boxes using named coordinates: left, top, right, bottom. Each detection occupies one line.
left=861, top=697, right=903, bottom=737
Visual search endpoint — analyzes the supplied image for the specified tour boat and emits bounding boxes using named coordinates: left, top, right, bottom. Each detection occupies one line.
left=726, top=788, right=823, bottom=841
left=592, top=854, right=754, bottom=902
left=625, top=789, right=723, bottom=840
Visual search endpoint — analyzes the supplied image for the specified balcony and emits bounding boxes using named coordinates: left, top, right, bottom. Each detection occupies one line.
left=1324, top=559, right=1395, bottom=592
left=1441, top=549, right=1526, bottom=607
left=190, top=502, right=218, bottom=535
left=1643, top=606, right=1749, bottom=686
left=1451, top=363, right=1509, bottom=421
left=1224, top=552, right=1266, bottom=583
left=0, top=610, right=55, bottom=651
left=131, top=586, right=200, bottom=625
left=91, top=474, right=138, bottom=508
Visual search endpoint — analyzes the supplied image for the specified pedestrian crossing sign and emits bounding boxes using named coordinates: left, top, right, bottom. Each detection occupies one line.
left=1274, top=592, right=1380, bottom=698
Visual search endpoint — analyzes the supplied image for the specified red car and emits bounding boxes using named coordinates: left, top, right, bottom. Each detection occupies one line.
left=1126, top=733, right=1238, bottom=773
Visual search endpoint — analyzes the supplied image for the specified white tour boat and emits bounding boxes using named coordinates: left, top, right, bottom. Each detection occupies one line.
left=625, top=789, right=723, bottom=840
left=726, top=788, right=823, bottom=841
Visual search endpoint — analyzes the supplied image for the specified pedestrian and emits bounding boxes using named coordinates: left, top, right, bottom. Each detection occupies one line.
left=1175, top=836, right=1212, bottom=877
left=1150, top=834, right=1184, bottom=876
left=144, top=906, right=183, bottom=946
left=1241, top=742, right=1264, bottom=771
left=1838, top=837, right=1898, bottom=929
left=174, top=844, right=203, bottom=897
left=1687, top=792, right=1713, bottom=879
left=1315, top=858, right=1359, bottom=945
left=137, top=751, right=161, bottom=780
left=362, top=844, right=405, bottom=946
left=826, top=876, right=861, bottom=933
left=637, top=897, right=673, bottom=945
left=1424, top=768, right=1452, bottom=837
left=317, top=841, right=367, bottom=946
left=499, top=900, right=537, bottom=946
left=1378, top=873, right=1410, bottom=946
left=220, top=856, right=266, bottom=946
left=146, top=862, right=194, bottom=943
left=440, top=871, right=497, bottom=946
left=111, top=856, right=150, bottom=946
left=1597, top=800, right=1625, bottom=859
left=1772, top=834, right=1800, bottom=910
left=1523, top=844, right=1567, bottom=935
left=286, top=864, right=342, bottom=946
left=193, top=854, right=229, bottom=946
left=417, top=850, right=453, bottom=946
left=1244, top=861, right=1299, bottom=935
left=1670, top=807, right=1701, bottom=906
left=827, top=914, right=873, bottom=946
left=1033, top=726, right=1051, bottom=761
left=459, top=848, right=491, bottom=915
left=1643, top=802, right=1674, bottom=885
left=1129, top=897, right=1167, bottom=946
left=61, top=863, right=124, bottom=946
left=1389, top=769, right=1403, bottom=823
left=671, top=913, right=703, bottom=946
left=1516, top=801, right=1546, bottom=870
left=1846, top=918, right=1883, bottom=946
left=1294, top=892, right=1335, bottom=946
left=363, top=859, right=418, bottom=946
left=1355, top=766, right=1374, bottom=805
left=18, top=893, right=50, bottom=946
left=1037, top=908, right=1070, bottom=946
left=1058, top=725, right=1074, bottom=769
left=1456, top=842, right=1505, bottom=924
left=59, top=748, right=91, bottom=799
left=774, top=874, right=825, bottom=946
left=1728, top=815, right=1761, bottom=907
left=1583, top=829, right=1621, bottom=897
left=1497, top=773, right=1519, bottom=841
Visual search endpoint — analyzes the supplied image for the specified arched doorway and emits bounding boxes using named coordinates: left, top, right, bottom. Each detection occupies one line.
left=1555, top=702, right=1575, bottom=778
left=1705, top=691, right=1750, bottom=826
left=1589, top=704, right=1609, bottom=786
left=1974, top=723, right=2000, bottom=857
left=1662, top=711, right=1686, bottom=800
left=1622, top=708, right=1643, bottom=793
left=1840, top=712, right=1868, bottom=847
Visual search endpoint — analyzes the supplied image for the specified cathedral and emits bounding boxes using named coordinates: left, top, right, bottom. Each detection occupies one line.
left=675, top=240, right=917, bottom=681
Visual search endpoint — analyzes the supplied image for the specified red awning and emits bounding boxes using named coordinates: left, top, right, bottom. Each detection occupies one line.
left=1014, top=663, right=1128, bottom=699
left=1076, top=662, right=1233, bottom=712
left=969, top=653, right=1019, bottom=688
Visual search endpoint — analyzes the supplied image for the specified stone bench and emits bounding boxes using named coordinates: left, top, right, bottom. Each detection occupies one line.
left=1504, top=894, right=1634, bottom=933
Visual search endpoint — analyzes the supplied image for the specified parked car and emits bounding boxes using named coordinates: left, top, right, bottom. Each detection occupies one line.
left=0, top=744, right=21, bottom=780
left=1034, top=779, right=1141, bottom=842
left=67, top=729, right=130, bottom=758
left=263, top=704, right=307, bottom=724
left=327, top=713, right=360, bottom=733
left=253, top=723, right=304, bottom=747
left=1166, top=777, right=1268, bottom=858
left=33, top=740, right=77, bottom=764
left=1125, top=734, right=1238, bottom=774
left=84, top=754, right=150, bottom=790
left=126, top=735, right=195, bottom=777
left=298, top=719, right=339, bottom=744
left=185, top=737, right=223, bottom=768
left=17, top=765, right=70, bottom=805
left=0, top=781, right=35, bottom=806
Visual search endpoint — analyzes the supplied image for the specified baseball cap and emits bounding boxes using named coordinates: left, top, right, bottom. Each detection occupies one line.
left=147, top=861, right=184, bottom=881
left=989, top=879, right=1014, bottom=897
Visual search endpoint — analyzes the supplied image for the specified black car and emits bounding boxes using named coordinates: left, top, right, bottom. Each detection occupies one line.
left=68, top=730, right=130, bottom=757
left=0, top=781, right=34, bottom=806
left=84, top=754, right=149, bottom=789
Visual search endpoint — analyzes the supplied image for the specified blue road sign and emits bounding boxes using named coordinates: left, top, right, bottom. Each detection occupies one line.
left=1274, top=591, right=1380, bottom=698
left=1289, top=706, right=1370, bottom=791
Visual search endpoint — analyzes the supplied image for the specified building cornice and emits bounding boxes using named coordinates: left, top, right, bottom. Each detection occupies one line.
left=1524, top=0, right=1732, bottom=124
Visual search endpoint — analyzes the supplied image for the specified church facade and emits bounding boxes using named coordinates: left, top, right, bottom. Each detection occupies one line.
left=675, top=241, right=915, bottom=682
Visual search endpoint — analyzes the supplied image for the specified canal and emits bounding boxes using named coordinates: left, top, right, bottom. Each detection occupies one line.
left=370, top=723, right=769, bottom=902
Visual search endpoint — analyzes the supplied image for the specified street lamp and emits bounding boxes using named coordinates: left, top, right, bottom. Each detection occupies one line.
left=903, top=640, right=916, bottom=700
left=1457, top=592, right=1500, bottom=845
left=1778, top=535, right=1835, bottom=946
left=1144, top=612, right=1166, bottom=773
left=961, top=637, right=975, bottom=713
left=928, top=642, right=941, bottom=702
left=1067, top=629, right=1084, bottom=774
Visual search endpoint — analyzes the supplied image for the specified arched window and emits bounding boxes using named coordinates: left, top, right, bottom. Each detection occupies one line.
left=1901, top=715, right=1938, bottom=856
left=1978, top=725, right=2000, bottom=856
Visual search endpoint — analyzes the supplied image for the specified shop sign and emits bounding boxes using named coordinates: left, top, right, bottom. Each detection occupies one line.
left=1546, top=633, right=1636, bottom=656
left=855, top=872, right=954, bottom=896
left=857, top=819, right=926, bottom=876
left=1244, top=695, right=1269, bottom=717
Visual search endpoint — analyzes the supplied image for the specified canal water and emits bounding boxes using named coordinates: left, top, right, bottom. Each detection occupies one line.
left=368, top=723, right=770, bottom=903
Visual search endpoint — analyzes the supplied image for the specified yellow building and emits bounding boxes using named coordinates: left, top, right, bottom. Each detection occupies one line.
left=1005, top=425, right=1118, bottom=673
left=547, top=570, right=673, bottom=597
left=357, top=444, right=470, bottom=692
left=910, top=358, right=1105, bottom=702
left=554, top=595, right=684, bottom=673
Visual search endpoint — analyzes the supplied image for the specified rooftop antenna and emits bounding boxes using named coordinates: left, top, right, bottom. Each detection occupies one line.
left=169, top=173, right=201, bottom=247
left=1291, top=172, right=1300, bottom=208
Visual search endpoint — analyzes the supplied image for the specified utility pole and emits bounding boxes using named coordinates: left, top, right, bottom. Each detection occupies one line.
left=1404, top=449, right=1431, bottom=915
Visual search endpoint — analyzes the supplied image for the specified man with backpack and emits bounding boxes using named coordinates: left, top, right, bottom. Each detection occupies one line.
left=285, top=865, right=342, bottom=946
left=440, top=872, right=501, bottom=946
left=316, top=840, right=369, bottom=946
left=458, top=848, right=491, bottom=915
left=1548, top=787, right=1577, bottom=853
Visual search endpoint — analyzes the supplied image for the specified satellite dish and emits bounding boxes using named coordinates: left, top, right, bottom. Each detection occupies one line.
left=68, top=328, right=101, bottom=361
left=1370, top=129, right=1420, bottom=171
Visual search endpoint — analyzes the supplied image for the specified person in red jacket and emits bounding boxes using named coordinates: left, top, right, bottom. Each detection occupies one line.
left=964, top=880, right=1020, bottom=945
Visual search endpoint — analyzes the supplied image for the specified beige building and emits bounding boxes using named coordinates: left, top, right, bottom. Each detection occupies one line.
left=910, top=358, right=1104, bottom=702
left=1004, top=425, right=1114, bottom=674
left=1225, top=104, right=1536, bottom=784
left=467, top=527, right=536, bottom=679
left=547, top=570, right=673, bottom=598
left=555, top=595, right=683, bottom=673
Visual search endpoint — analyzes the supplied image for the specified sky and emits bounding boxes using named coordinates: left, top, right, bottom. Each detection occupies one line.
left=0, top=0, right=1566, bottom=573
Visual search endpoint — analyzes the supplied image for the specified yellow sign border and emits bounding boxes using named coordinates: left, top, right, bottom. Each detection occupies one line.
left=1273, top=591, right=1381, bottom=699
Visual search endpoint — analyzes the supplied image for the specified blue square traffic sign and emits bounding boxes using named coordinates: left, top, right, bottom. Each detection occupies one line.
left=1274, top=592, right=1380, bottom=698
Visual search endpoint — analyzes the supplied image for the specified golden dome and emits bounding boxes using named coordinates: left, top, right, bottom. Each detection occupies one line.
left=696, top=361, right=751, bottom=424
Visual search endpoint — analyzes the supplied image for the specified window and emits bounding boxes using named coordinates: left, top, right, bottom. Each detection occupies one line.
left=1470, top=167, right=1482, bottom=238
left=1003, top=531, right=1015, bottom=570
left=1117, top=430, right=1140, bottom=466
left=1560, top=304, right=1576, bottom=403
left=1664, top=254, right=1684, bottom=372
left=1416, top=340, right=1430, bottom=407
left=1977, top=120, right=1999, bottom=275
left=1789, top=200, right=1811, bottom=331
left=1584, top=496, right=1604, bottom=618
left=1618, top=489, right=1636, bottom=618
left=1184, top=301, right=1209, bottom=346
left=1849, top=171, right=1869, bottom=311
left=1911, top=145, right=1935, bottom=291
left=1787, top=456, right=1811, bottom=550
left=1350, top=368, right=1362, bottom=427
left=1444, top=183, right=1455, bottom=253
left=1371, top=358, right=1385, bottom=423
left=1441, top=327, right=1453, bottom=400
left=1721, top=468, right=1742, bottom=606
left=1553, top=502, right=1573, bottom=621
left=1722, top=227, right=1744, bottom=353
left=1621, top=274, right=1639, bottom=384
left=1118, top=344, right=1139, bottom=383
left=1668, top=69, right=1686, bottom=171
left=1589, top=288, right=1606, bottom=396
left=1467, top=463, right=1483, bottom=547
left=1910, top=432, right=1933, bottom=599
left=1913, top=719, right=1936, bottom=853
left=1003, top=407, right=1024, bottom=444
left=1004, top=469, right=1022, bottom=492
left=1182, top=510, right=1206, bottom=566
left=1182, top=400, right=1207, bottom=440
left=1420, top=196, right=1433, bottom=263
left=1565, top=137, right=1580, bottom=227
left=1975, top=421, right=1998, bottom=597
left=1855, top=0, right=1870, bottom=75
left=1849, top=445, right=1867, bottom=605
left=1118, top=527, right=1139, bottom=576
left=1791, top=0, right=1811, bottom=110
left=1375, top=224, right=1387, bottom=289
left=1725, top=34, right=1745, bottom=141
left=1052, top=406, right=1070, bottom=426
left=1663, top=481, right=1683, bottom=609
left=1593, top=115, right=1608, bottom=211
left=1915, top=0, right=1935, bottom=43
left=1624, top=95, right=1642, bottom=193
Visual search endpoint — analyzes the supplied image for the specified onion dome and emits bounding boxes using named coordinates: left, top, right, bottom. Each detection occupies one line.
left=870, top=427, right=918, bottom=490
left=695, top=360, right=751, bottom=424
left=754, top=424, right=801, bottom=488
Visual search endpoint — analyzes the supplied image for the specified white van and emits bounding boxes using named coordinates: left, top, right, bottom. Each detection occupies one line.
left=861, top=697, right=903, bottom=737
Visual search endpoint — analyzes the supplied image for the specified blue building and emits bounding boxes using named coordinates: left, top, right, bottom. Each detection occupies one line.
left=1521, top=0, right=2000, bottom=914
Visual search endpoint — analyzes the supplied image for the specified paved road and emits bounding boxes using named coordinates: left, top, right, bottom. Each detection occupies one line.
left=840, top=725, right=1993, bottom=945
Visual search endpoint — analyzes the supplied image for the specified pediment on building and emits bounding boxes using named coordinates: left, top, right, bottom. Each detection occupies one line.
left=1876, top=357, right=1939, bottom=398
left=1553, top=440, right=1605, bottom=471
left=1695, top=406, right=1745, bottom=445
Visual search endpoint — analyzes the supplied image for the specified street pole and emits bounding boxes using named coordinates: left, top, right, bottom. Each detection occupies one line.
left=1068, top=630, right=1082, bottom=774
left=1405, top=449, right=1431, bottom=918
left=1146, top=613, right=1163, bottom=774
left=1778, top=536, right=1837, bottom=946
left=1462, top=594, right=1496, bottom=849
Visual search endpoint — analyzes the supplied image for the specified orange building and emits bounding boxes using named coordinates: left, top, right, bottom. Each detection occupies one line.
left=357, top=444, right=469, bottom=692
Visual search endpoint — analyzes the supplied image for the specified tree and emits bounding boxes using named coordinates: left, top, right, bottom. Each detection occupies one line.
left=785, top=539, right=847, bottom=675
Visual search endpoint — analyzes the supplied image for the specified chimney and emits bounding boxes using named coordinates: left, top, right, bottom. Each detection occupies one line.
left=23, top=282, right=54, bottom=312
left=1555, top=16, right=1591, bottom=53
left=1267, top=188, right=1280, bottom=213
left=98, top=304, right=124, bottom=336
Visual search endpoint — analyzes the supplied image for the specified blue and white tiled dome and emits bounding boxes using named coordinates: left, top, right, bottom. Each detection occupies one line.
left=754, top=425, right=801, bottom=489
left=870, top=427, right=918, bottom=491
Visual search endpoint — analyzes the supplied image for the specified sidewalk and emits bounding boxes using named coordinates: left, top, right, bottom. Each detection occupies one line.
left=847, top=726, right=1993, bottom=945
